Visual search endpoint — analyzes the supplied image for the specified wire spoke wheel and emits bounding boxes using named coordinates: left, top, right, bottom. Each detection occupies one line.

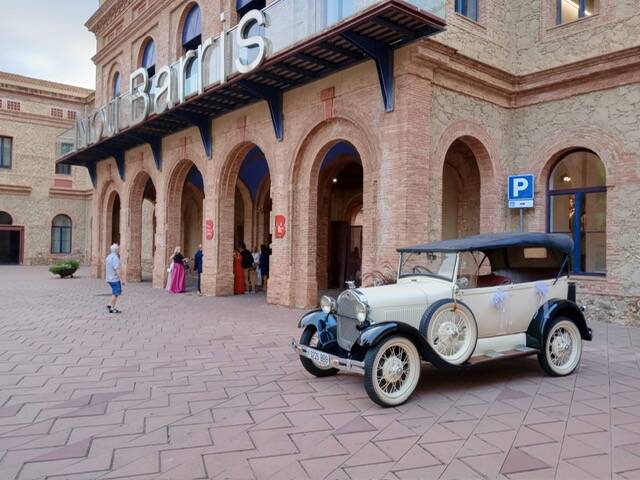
left=541, top=319, right=582, bottom=376
left=426, top=303, right=477, bottom=366
left=364, top=336, right=421, bottom=407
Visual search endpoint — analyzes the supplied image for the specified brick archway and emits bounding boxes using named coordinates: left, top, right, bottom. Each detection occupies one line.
left=528, top=126, right=623, bottom=232
left=100, top=188, right=121, bottom=278
left=164, top=159, right=204, bottom=281
left=234, top=179, right=253, bottom=248
left=290, top=117, right=378, bottom=307
left=125, top=170, right=157, bottom=282
left=431, top=121, right=501, bottom=240
left=215, top=142, right=271, bottom=296
left=94, top=180, right=121, bottom=278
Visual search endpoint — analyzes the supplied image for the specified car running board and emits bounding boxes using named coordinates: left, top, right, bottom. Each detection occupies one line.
left=466, top=346, right=538, bottom=366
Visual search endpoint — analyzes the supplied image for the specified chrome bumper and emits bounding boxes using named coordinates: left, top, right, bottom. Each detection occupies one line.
left=291, top=338, right=365, bottom=375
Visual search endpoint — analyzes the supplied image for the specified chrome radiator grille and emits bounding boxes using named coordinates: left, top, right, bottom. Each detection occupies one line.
left=336, top=290, right=361, bottom=351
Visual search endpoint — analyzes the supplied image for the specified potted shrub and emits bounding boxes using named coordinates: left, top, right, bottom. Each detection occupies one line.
left=49, top=260, right=80, bottom=278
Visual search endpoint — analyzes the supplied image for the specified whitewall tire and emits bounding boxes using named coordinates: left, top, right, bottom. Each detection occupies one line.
left=538, top=317, right=582, bottom=377
left=421, top=300, right=478, bottom=367
left=364, top=336, right=421, bottom=407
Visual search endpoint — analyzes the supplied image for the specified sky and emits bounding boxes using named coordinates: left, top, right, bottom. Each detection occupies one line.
left=0, top=1, right=98, bottom=89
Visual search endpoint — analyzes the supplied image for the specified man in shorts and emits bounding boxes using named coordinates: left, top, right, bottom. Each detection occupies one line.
left=105, top=243, right=124, bottom=313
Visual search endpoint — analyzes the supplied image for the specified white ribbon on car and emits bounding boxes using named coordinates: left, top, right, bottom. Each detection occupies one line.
left=491, top=288, right=507, bottom=312
left=491, top=287, right=509, bottom=331
left=535, top=281, right=550, bottom=316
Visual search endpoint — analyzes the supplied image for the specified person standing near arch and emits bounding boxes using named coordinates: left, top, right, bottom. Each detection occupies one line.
left=105, top=243, right=124, bottom=314
left=194, top=244, right=203, bottom=295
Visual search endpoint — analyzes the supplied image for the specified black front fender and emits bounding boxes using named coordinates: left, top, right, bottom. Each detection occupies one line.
left=355, top=322, right=430, bottom=360
left=298, top=309, right=337, bottom=347
left=527, top=298, right=592, bottom=349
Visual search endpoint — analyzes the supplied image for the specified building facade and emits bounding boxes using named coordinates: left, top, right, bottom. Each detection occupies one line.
left=0, top=72, right=94, bottom=265
left=59, top=0, right=640, bottom=323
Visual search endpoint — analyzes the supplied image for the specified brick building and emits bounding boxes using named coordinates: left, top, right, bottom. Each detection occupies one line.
left=0, top=72, right=94, bottom=265
left=58, top=0, right=640, bottom=322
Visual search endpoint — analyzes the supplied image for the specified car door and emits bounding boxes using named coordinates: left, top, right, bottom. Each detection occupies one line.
left=454, top=251, right=511, bottom=338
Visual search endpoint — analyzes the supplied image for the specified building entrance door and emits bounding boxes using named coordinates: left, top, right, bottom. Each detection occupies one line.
left=0, top=227, right=23, bottom=264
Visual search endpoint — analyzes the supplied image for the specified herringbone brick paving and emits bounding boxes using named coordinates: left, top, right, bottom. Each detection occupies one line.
left=1, top=266, right=639, bottom=479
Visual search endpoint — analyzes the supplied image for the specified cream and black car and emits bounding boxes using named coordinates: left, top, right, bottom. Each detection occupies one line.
left=292, top=233, right=592, bottom=407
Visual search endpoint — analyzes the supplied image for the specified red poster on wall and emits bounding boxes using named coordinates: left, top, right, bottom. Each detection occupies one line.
left=275, top=215, right=286, bottom=239
left=205, top=219, right=214, bottom=240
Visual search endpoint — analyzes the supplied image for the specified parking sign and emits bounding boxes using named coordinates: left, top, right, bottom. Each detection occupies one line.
left=508, top=174, right=534, bottom=208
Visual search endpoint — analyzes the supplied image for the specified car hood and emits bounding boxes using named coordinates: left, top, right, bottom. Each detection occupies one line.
left=355, top=279, right=452, bottom=310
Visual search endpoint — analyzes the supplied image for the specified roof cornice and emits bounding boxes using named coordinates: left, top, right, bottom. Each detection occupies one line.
left=86, top=0, right=133, bottom=35
left=0, top=71, right=93, bottom=102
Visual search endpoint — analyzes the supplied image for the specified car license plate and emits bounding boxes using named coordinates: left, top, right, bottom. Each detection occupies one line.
left=306, top=348, right=330, bottom=368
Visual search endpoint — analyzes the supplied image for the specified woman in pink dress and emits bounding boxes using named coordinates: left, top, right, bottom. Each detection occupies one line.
left=169, top=246, right=186, bottom=293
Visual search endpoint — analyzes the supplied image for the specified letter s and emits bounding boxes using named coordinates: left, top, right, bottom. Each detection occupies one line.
left=235, top=10, right=270, bottom=74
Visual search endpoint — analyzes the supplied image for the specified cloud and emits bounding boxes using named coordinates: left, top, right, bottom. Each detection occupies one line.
left=0, top=1, right=98, bottom=89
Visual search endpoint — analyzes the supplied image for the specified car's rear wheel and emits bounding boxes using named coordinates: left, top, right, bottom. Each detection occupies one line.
left=538, top=317, right=582, bottom=376
left=421, top=300, right=477, bottom=367
left=364, top=336, right=421, bottom=407
left=299, top=326, right=339, bottom=377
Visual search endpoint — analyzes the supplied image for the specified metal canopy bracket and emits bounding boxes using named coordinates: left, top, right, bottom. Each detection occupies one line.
left=238, top=80, right=284, bottom=141
left=341, top=30, right=394, bottom=112
left=112, top=150, right=126, bottom=181
left=132, top=133, right=163, bottom=171
left=172, top=111, right=213, bottom=159
left=86, top=160, right=97, bottom=188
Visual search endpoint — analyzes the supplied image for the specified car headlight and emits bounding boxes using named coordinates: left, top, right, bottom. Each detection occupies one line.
left=320, top=295, right=336, bottom=314
left=354, top=301, right=368, bottom=323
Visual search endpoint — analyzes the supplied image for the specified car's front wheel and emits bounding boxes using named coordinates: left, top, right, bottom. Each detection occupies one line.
left=299, top=326, right=339, bottom=377
left=538, top=317, right=582, bottom=376
left=364, top=336, right=421, bottom=407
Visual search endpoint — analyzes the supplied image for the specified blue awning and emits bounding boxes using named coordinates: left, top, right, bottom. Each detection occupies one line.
left=182, top=5, right=201, bottom=46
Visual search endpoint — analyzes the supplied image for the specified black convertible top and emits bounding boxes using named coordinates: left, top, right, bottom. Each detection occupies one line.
left=398, top=232, right=573, bottom=255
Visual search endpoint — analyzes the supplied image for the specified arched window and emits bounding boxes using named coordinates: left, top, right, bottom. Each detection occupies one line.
left=112, top=71, right=121, bottom=99
left=141, top=38, right=156, bottom=77
left=0, top=211, right=12, bottom=225
left=182, top=4, right=202, bottom=51
left=237, top=0, right=265, bottom=16
left=51, top=215, right=72, bottom=254
left=548, top=150, right=606, bottom=274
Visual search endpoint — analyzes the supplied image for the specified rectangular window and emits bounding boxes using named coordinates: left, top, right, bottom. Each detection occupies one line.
left=0, top=136, right=12, bottom=168
left=67, top=110, right=76, bottom=120
left=51, top=108, right=63, bottom=118
left=55, top=163, right=71, bottom=175
left=455, top=0, right=479, bottom=21
left=557, top=0, right=597, bottom=24
left=6, top=101, right=20, bottom=112
left=51, top=227, right=72, bottom=254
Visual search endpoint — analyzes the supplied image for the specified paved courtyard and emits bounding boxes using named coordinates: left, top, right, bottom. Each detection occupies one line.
left=1, top=267, right=640, bottom=479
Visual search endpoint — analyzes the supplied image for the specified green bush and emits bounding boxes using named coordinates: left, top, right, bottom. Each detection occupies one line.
left=49, top=260, right=80, bottom=278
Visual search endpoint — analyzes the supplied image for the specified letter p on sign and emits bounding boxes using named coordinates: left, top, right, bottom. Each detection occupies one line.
left=513, top=178, right=528, bottom=197
left=508, top=174, right=534, bottom=208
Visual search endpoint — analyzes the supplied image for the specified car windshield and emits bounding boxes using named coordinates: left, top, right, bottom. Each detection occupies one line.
left=399, top=252, right=457, bottom=281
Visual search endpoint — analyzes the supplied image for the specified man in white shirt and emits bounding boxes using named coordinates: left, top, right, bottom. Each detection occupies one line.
left=105, top=243, right=124, bottom=313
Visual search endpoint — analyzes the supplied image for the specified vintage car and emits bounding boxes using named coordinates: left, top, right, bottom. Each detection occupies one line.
left=292, top=233, right=592, bottom=407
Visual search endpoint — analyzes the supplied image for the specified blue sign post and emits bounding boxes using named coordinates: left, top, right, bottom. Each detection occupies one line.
left=508, top=174, right=535, bottom=231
